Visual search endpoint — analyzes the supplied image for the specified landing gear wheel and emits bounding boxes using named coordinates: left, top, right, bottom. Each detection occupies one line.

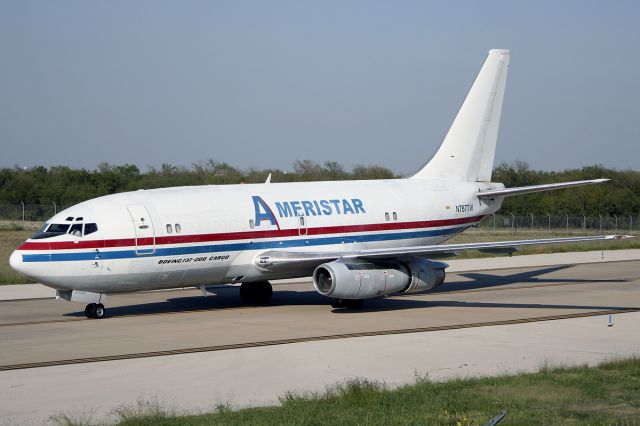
left=84, top=303, right=106, bottom=319
left=330, top=298, right=363, bottom=309
left=344, top=299, right=363, bottom=309
left=94, top=303, right=106, bottom=319
left=240, top=281, right=273, bottom=305
left=239, top=283, right=252, bottom=303
left=84, top=303, right=95, bottom=318
left=330, top=298, right=345, bottom=308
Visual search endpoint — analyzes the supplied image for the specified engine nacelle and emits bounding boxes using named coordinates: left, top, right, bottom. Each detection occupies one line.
left=402, top=258, right=447, bottom=293
left=313, top=260, right=411, bottom=299
left=313, top=258, right=448, bottom=300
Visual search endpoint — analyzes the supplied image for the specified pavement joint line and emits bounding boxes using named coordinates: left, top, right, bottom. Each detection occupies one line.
left=1, top=308, right=637, bottom=372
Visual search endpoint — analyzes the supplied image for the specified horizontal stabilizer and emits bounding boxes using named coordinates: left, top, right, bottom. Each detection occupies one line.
left=477, top=179, right=609, bottom=199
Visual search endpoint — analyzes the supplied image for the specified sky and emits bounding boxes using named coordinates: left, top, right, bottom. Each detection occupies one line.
left=0, top=1, right=638, bottom=175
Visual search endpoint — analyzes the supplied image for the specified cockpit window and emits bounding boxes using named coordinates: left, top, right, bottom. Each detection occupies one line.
left=84, top=223, right=98, bottom=236
left=30, top=222, right=98, bottom=239
left=30, top=223, right=70, bottom=239
left=69, top=224, right=83, bottom=237
left=47, top=223, right=70, bottom=233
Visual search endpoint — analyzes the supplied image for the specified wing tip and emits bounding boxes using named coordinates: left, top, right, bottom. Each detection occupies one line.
left=606, top=234, right=635, bottom=240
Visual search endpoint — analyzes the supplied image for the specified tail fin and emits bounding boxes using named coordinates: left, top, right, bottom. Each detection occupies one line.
left=412, top=49, right=510, bottom=182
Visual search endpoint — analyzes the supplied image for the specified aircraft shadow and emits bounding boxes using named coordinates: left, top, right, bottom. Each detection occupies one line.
left=62, top=265, right=632, bottom=318
left=62, top=287, right=329, bottom=318
left=431, top=265, right=626, bottom=293
left=332, top=298, right=638, bottom=314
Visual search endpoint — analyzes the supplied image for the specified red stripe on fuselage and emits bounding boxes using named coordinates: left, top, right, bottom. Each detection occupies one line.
left=17, top=215, right=484, bottom=251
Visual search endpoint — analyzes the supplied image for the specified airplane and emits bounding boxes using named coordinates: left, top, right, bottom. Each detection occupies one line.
left=9, top=49, right=630, bottom=319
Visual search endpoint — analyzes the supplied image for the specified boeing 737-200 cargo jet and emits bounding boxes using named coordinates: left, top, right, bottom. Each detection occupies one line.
left=10, top=50, right=630, bottom=318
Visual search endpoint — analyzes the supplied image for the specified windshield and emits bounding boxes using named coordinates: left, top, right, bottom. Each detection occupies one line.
left=30, top=223, right=69, bottom=239
left=30, top=222, right=99, bottom=239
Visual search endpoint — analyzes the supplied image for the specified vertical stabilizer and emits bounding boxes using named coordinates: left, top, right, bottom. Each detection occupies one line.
left=412, top=49, right=510, bottom=182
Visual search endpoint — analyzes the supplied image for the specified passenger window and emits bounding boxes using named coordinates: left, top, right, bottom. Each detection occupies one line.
left=392, top=212, right=398, bottom=221
left=249, top=219, right=255, bottom=229
left=299, top=216, right=305, bottom=226
left=385, top=212, right=390, bottom=222
left=84, top=223, right=98, bottom=236
left=166, top=224, right=173, bottom=234
left=69, top=224, right=83, bottom=237
left=175, top=224, right=181, bottom=234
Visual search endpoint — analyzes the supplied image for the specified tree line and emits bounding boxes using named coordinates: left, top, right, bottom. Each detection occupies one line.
left=0, top=160, right=637, bottom=215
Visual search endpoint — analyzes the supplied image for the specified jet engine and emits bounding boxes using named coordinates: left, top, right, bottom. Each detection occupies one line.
left=312, top=258, right=447, bottom=300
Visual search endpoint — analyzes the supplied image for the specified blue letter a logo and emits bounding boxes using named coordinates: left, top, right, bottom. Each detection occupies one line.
left=252, top=196, right=278, bottom=228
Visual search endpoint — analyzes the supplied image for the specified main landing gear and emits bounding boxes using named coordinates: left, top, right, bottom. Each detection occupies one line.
left=240, top=281, right=273, bottom=305
left=330, top=298, right=364, bottom=309
left=84, top=303, right=106, bottom=319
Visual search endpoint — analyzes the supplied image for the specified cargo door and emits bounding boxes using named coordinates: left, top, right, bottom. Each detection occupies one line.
left=127, top=205, right=156, bottom=255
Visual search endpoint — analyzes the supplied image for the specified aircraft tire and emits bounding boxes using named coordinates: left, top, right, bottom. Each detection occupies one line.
left=331, top=298, right=363, bottom=309
left=240, top=282, right=273, bottom=305
left=94, top=303, right=106, bottom=319
left=239, top=282, right=253, bottom=304
left=344, top=299, right=364, bottom=309
left=85, top=303, right=106, bottom=319
left=330, top=298, right=345, bottom=308
left=84, top=303, right=95, bottom=318
left=255, top=282, right=273, bottom=305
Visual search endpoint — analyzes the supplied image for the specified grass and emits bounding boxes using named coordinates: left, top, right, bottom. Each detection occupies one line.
left=0, top=224, right=34, bottom=284
left=1, top=224, right=637, bottom=285
left=51, top=357, right=640, bottom=425
left=445, top=228, right=640, bottom=259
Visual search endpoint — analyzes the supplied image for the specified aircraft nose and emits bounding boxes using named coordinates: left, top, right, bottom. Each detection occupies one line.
left=9, top=250, right=25, bottom=275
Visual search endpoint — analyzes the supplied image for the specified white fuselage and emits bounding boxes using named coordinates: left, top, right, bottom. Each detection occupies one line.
left=10, top=178, right=503, bottom=293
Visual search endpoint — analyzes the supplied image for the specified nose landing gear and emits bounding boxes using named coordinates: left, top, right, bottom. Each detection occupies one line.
left=84, top=303, right=106, bottom=319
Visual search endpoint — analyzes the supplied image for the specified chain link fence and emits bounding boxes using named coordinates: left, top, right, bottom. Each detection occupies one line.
left=478, top=214, right=638, bottom=234
left=0, top=204, right=69, bottom=223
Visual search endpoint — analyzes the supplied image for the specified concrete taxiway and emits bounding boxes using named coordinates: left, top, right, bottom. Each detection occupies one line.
left=1, top=253, right=639, bottom=424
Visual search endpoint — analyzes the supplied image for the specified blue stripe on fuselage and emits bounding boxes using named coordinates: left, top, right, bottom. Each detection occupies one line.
left=22, top=226, right=467, bottom=263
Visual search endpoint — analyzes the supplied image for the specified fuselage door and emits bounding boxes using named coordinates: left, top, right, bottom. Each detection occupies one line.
left=127, top=205, right=156, bottom=255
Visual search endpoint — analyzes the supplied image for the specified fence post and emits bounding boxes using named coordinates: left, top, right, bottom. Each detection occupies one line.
left=20, top=201, right=25, bottom=223
left=547, top=214, right=551, bottom=231
left=492, top=213, right=496, bottom=232
left=510, top=213, right=515, bottom=234
left=599, top=215, right=603, bottom=233
left=53, top=201, right=57, bottom=215
left=530, top=213, right=534, bottom=230
left=566, top=213, right=569, bottom=233
left=582, top=214, right=586, bottom=231
left=630, top=215, right=633, bottom=234
left=614, top=214, right=618, bottom=231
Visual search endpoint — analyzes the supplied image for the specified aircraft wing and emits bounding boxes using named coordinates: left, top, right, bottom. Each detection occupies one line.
left=256, top=234, right=632, bottom=272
